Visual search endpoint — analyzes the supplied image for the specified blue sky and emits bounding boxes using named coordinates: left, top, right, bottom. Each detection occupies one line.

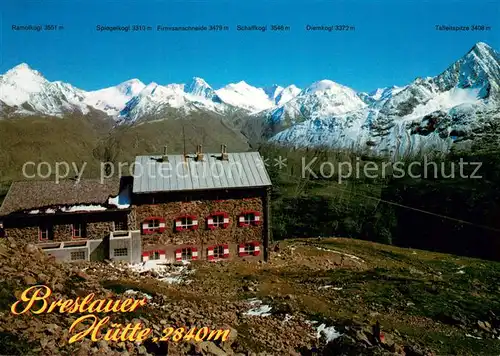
left=1, top=0, right=499, bottom=92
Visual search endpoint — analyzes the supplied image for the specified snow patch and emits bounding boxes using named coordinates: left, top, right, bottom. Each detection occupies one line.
left=126, top=259, right=194, bottom=284
left=27, top=204, right=109, bottom=214
left=315, top=247, right=365, bottom=263
left=316, top=323, right=342, bottom=343
left=244, top=298, right=272, bottom=317
left=465, top=333, right=482, bottom=340
left=319, top=285, right=343, bottom=290
left=62, top=205, right=107, bottom=212
left=123, top=289, right=153, bottom=300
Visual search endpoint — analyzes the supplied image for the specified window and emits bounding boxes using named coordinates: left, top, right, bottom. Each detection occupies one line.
left=175, top=215, right=198, bottom=231
left=70, top=251, right=86, bottom=261
left=238, top=242, right=261, bottom=257
left=148, top=220, right=160, bottom=228
left=244, top=243, right=255, bottom=255
left=142, top=250, right=165, bottom=261
left=114, top=248, right=128, bottom=257
left=114, top=220, right=128, bottom=231
left=149, top=250, right=160, bottom=260
left=213, top=215, right=224, bottom=227
left=243, top=213, right=255, bottom=225
left=39, top=225, right=54, bottom=241
left=175, top=247, right=198, bottom=261
left=238, top=211, right=261, bottom=227
left=213, top=245, right=225, bottom=258
left=142, top=217, right=165, bottom=234
left=207, top=244, right=229, bottom=261
left=207, top=212, right=229, bottom=230
left=72, top=223, right=86, bottom=238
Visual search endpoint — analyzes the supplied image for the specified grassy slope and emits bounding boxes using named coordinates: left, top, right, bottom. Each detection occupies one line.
left=0, top=115, right=113, bottom=183
left=175, top=238, right=500, bottom=355
left=0, top=114, right=250, bottom=185
left=113, top=114, right=250, bottom=163
left=99, top=238, right=500, bottom=354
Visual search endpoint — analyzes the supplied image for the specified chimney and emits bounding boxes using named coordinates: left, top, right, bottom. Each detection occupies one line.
left=221, top=144, right=229, bottom=161
left=162, top=145, right=169, bottom=162
left=196, top=144, right=204, bottom=161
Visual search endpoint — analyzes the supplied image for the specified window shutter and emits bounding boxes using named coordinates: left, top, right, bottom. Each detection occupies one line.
left=238, top=243, right=247, bottom=257
left=223, top=212, right=230, bottom=228
left=142, top=221, right=151, bottom=234
left=238, top=214, right=245, bottom=227
left=207, top=216, right=215, bottom=230
left=191, top=216, right=199, bottom=230
left=142, top=252, right=150, bottom=262
left=252, top=241, right=261, bottom=256
left=207, top=246, right=215, bottom=261
left=175, top=248, right=182, bottom=261
left=253, top=211, right=261, bottom=226
left=175, top=218, right=183, bottom=232
left=158, top=218, right=166, bottom=233
left=223, top=244, right=230, bottom=258
left=191, top=247, right=198, bottom=260
left=159, top=250, right=166, bottom=259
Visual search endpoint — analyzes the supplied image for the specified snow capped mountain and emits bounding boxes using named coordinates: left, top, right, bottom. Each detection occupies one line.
left=118, top=79, right=302, bottom=123
left=0, top=63, right=300, bottom=121
left=270, top=42, right=500, bottom=159
left=434, top=41, right=500, bottom=101
left=263, top=79, right=367, bottom=129
left=184, top=77, right=223, bottom=103
left=275, top=85, right=301, bottom=106
left=0, top=63, right=89, bottom=116
left=358, top=86, right=406, bottom=105
left=85, top=79, right=146, bottom=116
left=118, top=78, right=232, bottom=123
left=2, top=41, right=499, bottom=159
left=216, top=81, right=276, bottom=113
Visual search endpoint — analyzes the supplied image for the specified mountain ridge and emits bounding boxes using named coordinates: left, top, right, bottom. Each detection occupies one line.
left=1, top=42, right=498, bottom=158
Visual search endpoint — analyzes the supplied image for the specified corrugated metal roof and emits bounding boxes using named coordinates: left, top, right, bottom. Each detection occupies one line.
left=132, top=152, right=272, bottom=193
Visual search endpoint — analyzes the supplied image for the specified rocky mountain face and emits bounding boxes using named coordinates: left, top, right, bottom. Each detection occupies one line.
left=269, top=42, right=500, bottom=158
left=258, top=80, right=368, bottom=135
left=85, top=79, right=146, bottom=117
left=0, top=64, right=89, bottom=117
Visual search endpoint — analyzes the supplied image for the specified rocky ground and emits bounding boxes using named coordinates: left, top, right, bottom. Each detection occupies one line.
left=1, top=236, right=499, bottom=355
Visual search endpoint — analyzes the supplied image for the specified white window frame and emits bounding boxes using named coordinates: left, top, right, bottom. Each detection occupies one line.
left=180, top=217, right=194, bottom=229
left=243, top=213, right=256, bottom=225
left=213, top=245, right=225, bottom=259
left=244, top=243, right=255, bottom=255
left=72, top=223, right=84, bottom=238
left=212, top=214, right=225, bottom=227
left=181, top=248, right=193, bottom=261
left=39, top=225, right=53, bottom=240
left=148, top=220, right=161, bottom=229
left=149, top=250, right=160, bottom=260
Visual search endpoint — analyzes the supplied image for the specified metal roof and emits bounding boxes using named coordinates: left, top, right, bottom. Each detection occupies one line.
left=132, top=152, right=272, bottom=194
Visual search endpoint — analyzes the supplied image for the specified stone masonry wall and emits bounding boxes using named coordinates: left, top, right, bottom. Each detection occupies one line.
left=133, top=197, right=264, bottom=260
left=5, top=222, right=113, bottom=244
left=3, top=211, right=129, bottom=245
